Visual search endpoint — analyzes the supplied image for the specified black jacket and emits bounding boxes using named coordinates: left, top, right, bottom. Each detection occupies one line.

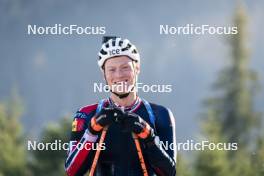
left=65, top=98, right=176, bottom=176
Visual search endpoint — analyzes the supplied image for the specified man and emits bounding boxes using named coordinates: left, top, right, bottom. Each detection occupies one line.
left=65, top=37, right=177, bottom=176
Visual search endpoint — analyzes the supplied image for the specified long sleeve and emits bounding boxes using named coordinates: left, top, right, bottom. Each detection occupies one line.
left=65, top=104, right=99, bottom=176
left=65, top=128, right=98, bottom=176
left=145, top=106, right=177, bottom=176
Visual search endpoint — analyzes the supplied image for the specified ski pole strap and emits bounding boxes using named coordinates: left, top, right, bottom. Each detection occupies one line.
left=141, top=99, right=156, bottom=131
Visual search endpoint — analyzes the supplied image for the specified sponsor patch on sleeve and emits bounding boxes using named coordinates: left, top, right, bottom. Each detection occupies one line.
left=72, top=118, right=85, bottom=132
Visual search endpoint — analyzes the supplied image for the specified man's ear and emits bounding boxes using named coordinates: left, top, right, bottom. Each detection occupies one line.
left=135, top=62, right=140, bottom=75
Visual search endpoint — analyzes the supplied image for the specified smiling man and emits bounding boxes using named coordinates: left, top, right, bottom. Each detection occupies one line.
left=65, top=37, right=177, bottom=176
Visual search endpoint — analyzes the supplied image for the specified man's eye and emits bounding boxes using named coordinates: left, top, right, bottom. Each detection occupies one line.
left=108, top=69, right=115, bottom=72
left=122, top=66, right=129, bottom=70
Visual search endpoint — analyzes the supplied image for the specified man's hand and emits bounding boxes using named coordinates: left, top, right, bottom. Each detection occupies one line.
left=121, top=112, right=155, bottom=141
left=88, top=107, right=123, bottom=135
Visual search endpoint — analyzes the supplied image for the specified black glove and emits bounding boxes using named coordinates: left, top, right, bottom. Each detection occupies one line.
left=88, top=107, right=123, bottom=135
left=121, top=112, right=155, bottom=142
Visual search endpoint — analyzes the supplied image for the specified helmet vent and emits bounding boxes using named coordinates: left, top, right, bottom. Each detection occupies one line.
left=112, top=40, right=116, bottom=47
left=121, top=43, right=132, bottom=51
left=132, top=49, right=137, bottom=54
left=100, top=49, right=107, bottom=55
left=119, top=40, right=123, bottom=46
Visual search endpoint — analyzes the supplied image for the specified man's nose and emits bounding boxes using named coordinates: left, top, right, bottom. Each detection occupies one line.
left=115, top=69, right=124, bottom=78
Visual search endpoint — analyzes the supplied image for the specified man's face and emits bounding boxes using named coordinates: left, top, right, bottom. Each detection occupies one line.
left=104, top=56, right=139, bottom=94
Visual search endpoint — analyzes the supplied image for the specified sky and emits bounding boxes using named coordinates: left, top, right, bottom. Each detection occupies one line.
left=0, top=0, right=263, bottom=141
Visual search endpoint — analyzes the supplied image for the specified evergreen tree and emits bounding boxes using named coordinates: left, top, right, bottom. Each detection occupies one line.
left=194, top=111, right=230, bottom=176
left=194, top=3, right=262, bottom=176
left=29, top=117, right=71, bottom=176
left=176, top=154, right=192, bottom=176
left=0, top=89, right=27, bottom=175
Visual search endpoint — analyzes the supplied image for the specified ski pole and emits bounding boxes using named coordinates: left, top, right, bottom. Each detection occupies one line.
left=89, top=126, right=109, bottom=176
left=132, top=133, right=149, bottom=176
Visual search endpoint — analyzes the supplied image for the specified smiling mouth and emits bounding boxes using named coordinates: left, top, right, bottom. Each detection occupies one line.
left=113, top=80, right=128, bottom=85
left=111, top=79, right=134, bottom=93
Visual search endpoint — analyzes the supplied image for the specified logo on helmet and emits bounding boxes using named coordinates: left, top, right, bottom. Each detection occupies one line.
left=110, top=49, right=120, bottom=56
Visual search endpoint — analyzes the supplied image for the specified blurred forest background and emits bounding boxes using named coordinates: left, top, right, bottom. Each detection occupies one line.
left=0, top=0, right=264, bottom=175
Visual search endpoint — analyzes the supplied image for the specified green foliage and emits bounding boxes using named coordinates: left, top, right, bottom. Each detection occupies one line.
left=0, top=89, right=27, bottom=175
left=195, top=149, right=230, bottom=176
left=194, top=3, right=263, bottom=176
left=28, top=117, right=72, bottom=176
left=209, top=3, right=260, bottom=145
left=176, top=154, right=192, bottom=176
left=195, top=113, right=230, bottom=176
left=254, top=137, right=264, bottom=176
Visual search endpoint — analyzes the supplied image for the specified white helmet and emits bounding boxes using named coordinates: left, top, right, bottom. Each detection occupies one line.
left=98, top=37, right=140, bottom=69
